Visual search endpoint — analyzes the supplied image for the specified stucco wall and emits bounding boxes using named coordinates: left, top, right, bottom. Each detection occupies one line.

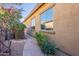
left=52, top=3, right=79, bottom=55
left=23, top=3, right=79, bottom=55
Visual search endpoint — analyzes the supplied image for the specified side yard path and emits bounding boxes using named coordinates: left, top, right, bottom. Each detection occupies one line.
left=10, top=34, right=44, bottom=56
left=23, top=34, right=44, bottom=56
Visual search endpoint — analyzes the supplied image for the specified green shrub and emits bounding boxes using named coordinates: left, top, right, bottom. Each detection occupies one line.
left=35, top=32, right=56, bottom=55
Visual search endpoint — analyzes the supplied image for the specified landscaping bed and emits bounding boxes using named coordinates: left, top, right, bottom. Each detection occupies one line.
left=35, top=32, right=57, bottom=56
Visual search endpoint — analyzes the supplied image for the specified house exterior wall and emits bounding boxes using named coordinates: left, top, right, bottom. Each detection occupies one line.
left=23, top=3, right=55, bottom=32
left=23, top=3, right=79, bottom=55
left=53, top=3, right=79, bottom=55
left=35, top=14, right=41, bottom=32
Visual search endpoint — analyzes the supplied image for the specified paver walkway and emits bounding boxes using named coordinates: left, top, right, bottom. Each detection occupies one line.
left=23, top=34, right=44, bottom=56
left=10, top=34, right=44, bottom=56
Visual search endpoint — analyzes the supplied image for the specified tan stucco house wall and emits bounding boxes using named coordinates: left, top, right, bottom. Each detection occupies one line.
left=23, top=3, right=79, bottom=55
left=52, top=3, right=79, bottom=55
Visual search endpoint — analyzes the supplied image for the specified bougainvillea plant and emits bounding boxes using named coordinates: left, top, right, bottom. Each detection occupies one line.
left=0, top=5, right=26, bottom=32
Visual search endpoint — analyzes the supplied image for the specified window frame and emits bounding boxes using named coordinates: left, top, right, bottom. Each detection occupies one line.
left=40, top=7, right=54, bottom=32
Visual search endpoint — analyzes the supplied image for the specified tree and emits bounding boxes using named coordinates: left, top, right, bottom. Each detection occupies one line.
left=0, top=4, right=26, bottom=55
left=0, top=5, right=26, bottom=39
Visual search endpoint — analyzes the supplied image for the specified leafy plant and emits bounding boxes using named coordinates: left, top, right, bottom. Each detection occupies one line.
left=0, top=6, right=26, bottom=32
left=35, top=32, right=56, bottom=55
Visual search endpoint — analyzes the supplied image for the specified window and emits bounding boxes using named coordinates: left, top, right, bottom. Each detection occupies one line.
left=40, top=8, right=54, bottom=31
left=31, top=18, right=35, bottom=31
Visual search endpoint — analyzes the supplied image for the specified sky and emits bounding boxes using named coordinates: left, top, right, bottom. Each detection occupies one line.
left=19, top=3, right=37, bottom=22
left=0, top=3, right=37, bottom=22
left=20, top=3, right=54, bottom=24
left=0, top=3, right=53, bottom=24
